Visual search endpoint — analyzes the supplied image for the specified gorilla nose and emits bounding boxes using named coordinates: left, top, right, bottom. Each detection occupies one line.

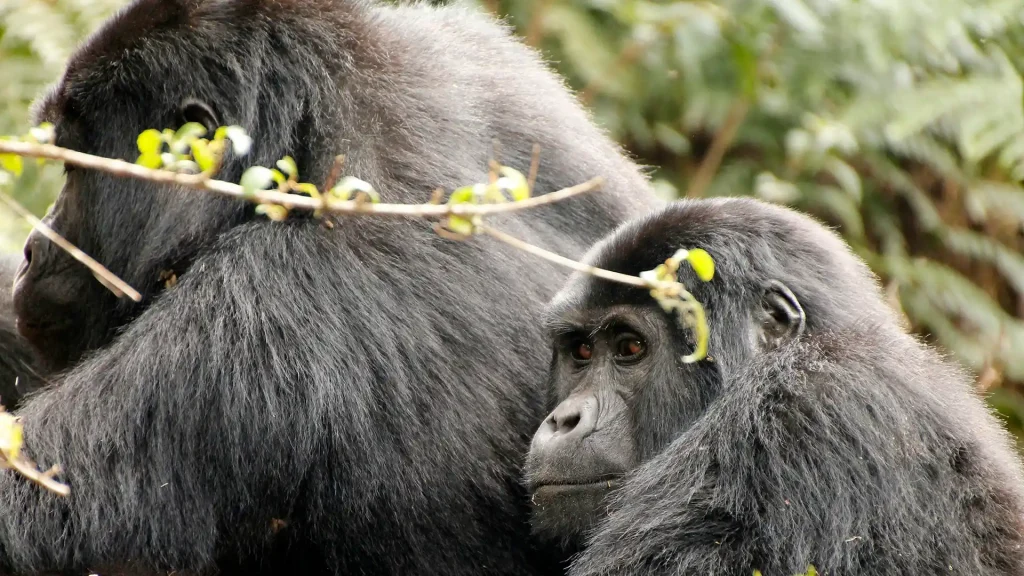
left=533, top=395, right=598, bottom=449
left=16, top=234, right=37, bottom=283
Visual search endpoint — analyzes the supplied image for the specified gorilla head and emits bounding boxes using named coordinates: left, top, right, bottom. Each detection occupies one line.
left=12, top=0, right=319, bottom=372
left=526, top=198, right=1024, bottom=575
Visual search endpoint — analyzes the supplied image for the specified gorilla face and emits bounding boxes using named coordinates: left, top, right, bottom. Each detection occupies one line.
left=523, top=307, right=657, bottom=545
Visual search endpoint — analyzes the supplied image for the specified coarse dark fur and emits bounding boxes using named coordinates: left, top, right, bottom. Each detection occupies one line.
left=0, top=254, right=42, bottom=409
left=534, top=197, right=1024, bottom=576
left=1, top=0, right=660, bottom=574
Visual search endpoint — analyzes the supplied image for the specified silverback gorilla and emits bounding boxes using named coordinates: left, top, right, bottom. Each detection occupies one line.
left=0, top=254, right=42, bottom=409
left=527, top=198, right=1024, bottom=575
left=1, top=0, right=659, bottom=574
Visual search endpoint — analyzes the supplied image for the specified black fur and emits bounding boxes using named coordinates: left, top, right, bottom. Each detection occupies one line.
left=0, top=254, right=42, bottom=409
left=1, top=0, right=659, bottom=574
left=540, top=198, right=1024, bottom=575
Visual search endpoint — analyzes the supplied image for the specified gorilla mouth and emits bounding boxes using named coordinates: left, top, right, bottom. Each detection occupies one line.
left=531, top=475, right=624, bottom=493
left=14, top=317, right=67, bottom=344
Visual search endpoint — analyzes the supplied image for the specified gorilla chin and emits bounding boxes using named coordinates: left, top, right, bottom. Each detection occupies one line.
left=529, top=479, right=622, bottom=549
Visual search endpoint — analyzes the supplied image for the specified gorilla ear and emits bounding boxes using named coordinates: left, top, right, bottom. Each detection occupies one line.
left=759, top=280, right=805, bottom=349
left=178, top=99, right=219, bottom=135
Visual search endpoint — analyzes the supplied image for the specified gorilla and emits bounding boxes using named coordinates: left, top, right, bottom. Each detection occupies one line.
left=527, top=197, right=1024, bottom=575
left=0, top=254, right=42, bottom=409
left=0, top=0, right=659, bottom=574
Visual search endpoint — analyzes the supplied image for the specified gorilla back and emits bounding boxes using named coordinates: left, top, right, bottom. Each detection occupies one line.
left=534, top=198, right=1024, bottom=575
left=1, top=1, right=658, bottom=574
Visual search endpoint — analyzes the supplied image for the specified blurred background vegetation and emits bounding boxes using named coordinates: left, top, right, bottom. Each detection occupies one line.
left=1, top=0, right=1024, bottom=440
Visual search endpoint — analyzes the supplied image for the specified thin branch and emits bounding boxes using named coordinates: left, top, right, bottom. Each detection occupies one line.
left=321, top=154, right=345, bottom=192
left=0, top=189, right=142, bottom=302
left=478, top=224, right=667, bottom=290
left=527, top=143, right=541, bottom=195
left=5, top=459, right=70, bottom=497
left=684, top=98, right=749, bottom=199
left=0, top=140, right=603, bottom=219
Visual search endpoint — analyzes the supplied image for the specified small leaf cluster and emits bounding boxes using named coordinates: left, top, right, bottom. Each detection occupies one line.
left=0, top=122, right=54, bottom=183
left=0, top=404, right=68, bottom=496
left=443, top=163, right=531, bottom=235
left=640, top=248, right=716, bottom=363
left=135, top=123, right=251, bottom=174
left=0, top=407, right=23, bottom=462
left=240, top=156, right=379, bottom=221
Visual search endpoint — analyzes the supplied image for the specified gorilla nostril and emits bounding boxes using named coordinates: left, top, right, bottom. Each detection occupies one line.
left=556, top=412, right=581, bottom=434
left=15, top=239, right=34, bottom=283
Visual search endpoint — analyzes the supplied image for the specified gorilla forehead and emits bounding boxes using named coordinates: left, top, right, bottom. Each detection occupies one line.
left=549, top=198, right=890, bottom=329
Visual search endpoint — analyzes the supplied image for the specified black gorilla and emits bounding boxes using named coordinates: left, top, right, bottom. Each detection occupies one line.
left=1, top=0, right=659, bottom=573
left=527, top=198, right=1024, bottom=575
left=0, top=254, right=42, bottom=409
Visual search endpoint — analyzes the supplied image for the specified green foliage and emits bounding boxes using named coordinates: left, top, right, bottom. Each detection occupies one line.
left=0, top=0, right=126, bottom=251
left=641, top=247, right=715, bottom=363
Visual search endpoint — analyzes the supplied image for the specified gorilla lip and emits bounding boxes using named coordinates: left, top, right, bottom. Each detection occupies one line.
left=531, top=475, right=623, bottom=492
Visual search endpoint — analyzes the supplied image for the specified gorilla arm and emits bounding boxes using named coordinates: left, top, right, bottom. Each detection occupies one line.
left=569, top=330, right=1024, bottom=576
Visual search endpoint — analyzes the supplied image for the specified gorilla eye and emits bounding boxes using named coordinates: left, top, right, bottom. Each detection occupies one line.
left=569, top=340, right=593, bottom=363
left=614, top=334, right=646, bottom=363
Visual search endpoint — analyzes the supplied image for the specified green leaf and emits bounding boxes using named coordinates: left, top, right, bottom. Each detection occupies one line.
left=447, top=216, right=474, bottom=235
left=191, top=140, right=215, bottom=173
left=449, top=185, right=476, bottom=204
left=330, top=177, right=378, bottom=202
left=498, top=166, right=531, bottom=201
left=0, top=154, right=23, bottom=177
left=686, top=248, right=715, bottom=282
left=136, top=129, right=163, bottom=156
left=255, top=204, right=289, bottom=222
left=730, top=39, right=759, bottom=99
left=29, top=123, right=55, bottom=144
left=293, top=183, right=320, bottom=197
left=823, top=156, right=862, bottom=202
left=136, top=153, right=163, bottom=169
left=174, top=122, right=207, bottom=144
left=224, top=126, right=252, bottom=156
left=0, top=411, right=23, bottom=460
left=276, top=156, right=298, bottom=180
left=270, top=169, right=286, bottom=186
left=240, top=166, right=274, bottom=197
